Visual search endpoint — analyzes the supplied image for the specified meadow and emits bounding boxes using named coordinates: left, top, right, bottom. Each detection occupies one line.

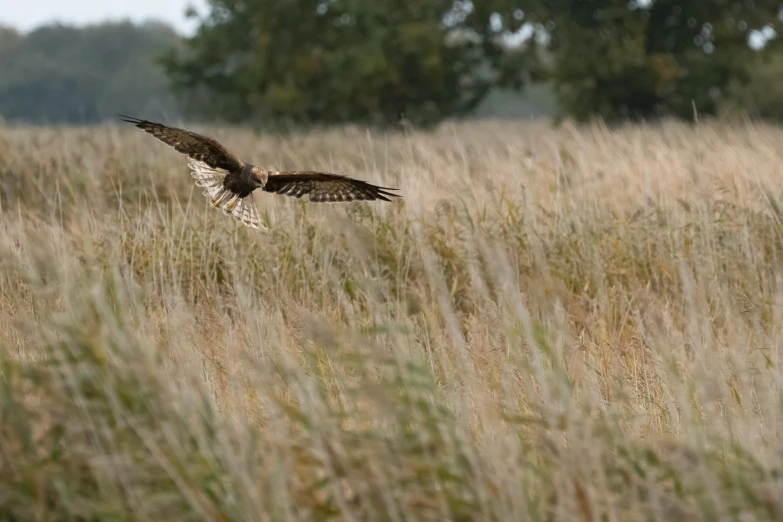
left=2, top=118, right=783, bottom=521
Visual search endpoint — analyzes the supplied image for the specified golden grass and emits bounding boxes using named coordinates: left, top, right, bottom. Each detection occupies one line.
left=2, top=118, right=783, bottom=520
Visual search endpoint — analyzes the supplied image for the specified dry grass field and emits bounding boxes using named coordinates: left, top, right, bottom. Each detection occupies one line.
left=2, top=119, right=783, bottom=521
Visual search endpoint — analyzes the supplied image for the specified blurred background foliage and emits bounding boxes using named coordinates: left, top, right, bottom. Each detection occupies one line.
left=1, top=0, right=782, bottom=126
left=0, top=22, right=180, bottom=123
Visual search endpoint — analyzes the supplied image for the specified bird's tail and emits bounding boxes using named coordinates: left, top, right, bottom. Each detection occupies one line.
left=189, top=160, right=265, bottom=230
left=215, top=193, right=264, bottom=230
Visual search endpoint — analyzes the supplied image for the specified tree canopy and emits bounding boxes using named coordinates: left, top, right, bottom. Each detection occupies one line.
left=161, top=0, right=536, bottom=127
left=0, top=21, right=181, bottom=124
left=2, top=1, right=783, bottom=126
left=526, top=0, right=782, bottom=121
left=161, top=0, right=783, bottom=125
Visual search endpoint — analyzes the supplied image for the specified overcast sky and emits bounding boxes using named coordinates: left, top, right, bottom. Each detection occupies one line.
left=0, top=0, right=207, bottom=35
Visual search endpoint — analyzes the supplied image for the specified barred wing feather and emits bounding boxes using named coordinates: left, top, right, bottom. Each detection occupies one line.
left=263, top=171, right=400, bottom=203
left=120, top=115, right=244, bottom=171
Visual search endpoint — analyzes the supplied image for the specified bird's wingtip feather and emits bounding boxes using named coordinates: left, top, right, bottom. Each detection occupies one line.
left=118, top=114, right=143, bottom=124
left=373, top=186, right=402, bottom=199
left=358, top=180, right=401, bottom=195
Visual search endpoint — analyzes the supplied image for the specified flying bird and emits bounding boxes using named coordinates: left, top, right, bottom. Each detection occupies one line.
left=120, top=115, right=400, bottom=229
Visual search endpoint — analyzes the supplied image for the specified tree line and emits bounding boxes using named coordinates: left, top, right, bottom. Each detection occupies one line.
left=0, top=21, right=180, bottom=123
left=1, top=1, right=783, bottom=127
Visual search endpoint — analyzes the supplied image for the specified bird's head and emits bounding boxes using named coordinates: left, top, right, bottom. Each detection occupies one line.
left=250, top=165, right=268, bottom=187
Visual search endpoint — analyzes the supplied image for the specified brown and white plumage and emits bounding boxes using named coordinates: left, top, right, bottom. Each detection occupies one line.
left=120, top=115, right=400, bottom=229
left=262, top=172, right=399, bottom=203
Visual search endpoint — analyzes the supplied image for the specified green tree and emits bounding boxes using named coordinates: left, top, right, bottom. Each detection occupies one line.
left=0, top=25, right=20, bottom=62
left=161, top=0, right=534, bottom=127
left=720, top=45, right=783, bottom=122
left=0, top=21, right=180, bottom=123
left=529, top=0, right=781, bottom=121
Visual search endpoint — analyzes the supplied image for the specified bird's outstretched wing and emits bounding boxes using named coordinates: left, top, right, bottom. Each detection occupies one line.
left=119, top=115, right=244, bottom=172
left=262, top=172, right=401, bottom=203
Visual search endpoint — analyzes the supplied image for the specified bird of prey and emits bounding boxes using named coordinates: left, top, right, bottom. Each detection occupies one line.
left=120, top=115, right=400, bottom=229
